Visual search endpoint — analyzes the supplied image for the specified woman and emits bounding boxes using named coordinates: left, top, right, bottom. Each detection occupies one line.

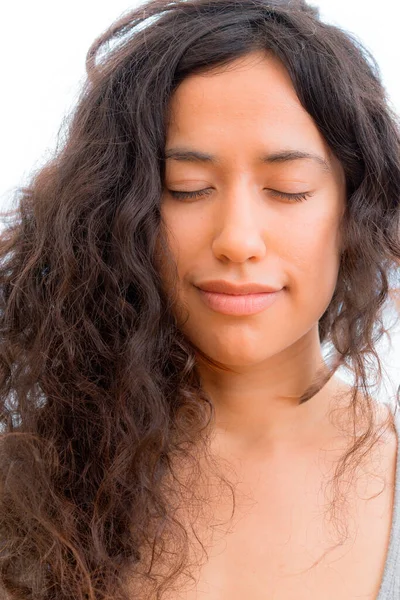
left=0, top=0, right=399, bottom=598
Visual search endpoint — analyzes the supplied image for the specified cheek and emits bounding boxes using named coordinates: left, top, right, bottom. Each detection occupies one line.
left=158, top=207, right=202, bottom=295
left=285, top=211, right=342, bottom=308
left=161, top=204, right=207, bottom=260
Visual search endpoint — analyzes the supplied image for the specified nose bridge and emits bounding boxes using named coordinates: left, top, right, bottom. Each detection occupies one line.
left=212, top=175, right=267, bottom=262
left=219, top=171, right=264, bottom=222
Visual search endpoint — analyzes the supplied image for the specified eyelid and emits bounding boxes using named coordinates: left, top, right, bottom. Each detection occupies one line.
left=266, top=189, right=312, bottom=202
left=168, top=188, right=213, bottom=199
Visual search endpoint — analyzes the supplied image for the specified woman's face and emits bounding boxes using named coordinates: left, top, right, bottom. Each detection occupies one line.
left=159, top=50, right=346, bottom=369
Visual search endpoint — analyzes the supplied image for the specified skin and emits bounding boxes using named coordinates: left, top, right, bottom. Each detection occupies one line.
left=159, top=49, right=351, bottom=457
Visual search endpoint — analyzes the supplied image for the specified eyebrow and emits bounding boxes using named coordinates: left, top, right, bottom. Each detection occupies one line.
left=164, top=147, right=332, bottom=173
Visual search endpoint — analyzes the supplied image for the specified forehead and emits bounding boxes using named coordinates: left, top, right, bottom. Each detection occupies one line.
left=166, top=51, right=333, bottom=167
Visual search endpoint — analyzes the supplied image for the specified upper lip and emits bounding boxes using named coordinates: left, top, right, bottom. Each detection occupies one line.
left=195, top=280, right=281, bottom=295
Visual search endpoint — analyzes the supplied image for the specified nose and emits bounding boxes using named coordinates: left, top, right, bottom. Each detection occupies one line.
left=211, top=183, right=268, bottom=263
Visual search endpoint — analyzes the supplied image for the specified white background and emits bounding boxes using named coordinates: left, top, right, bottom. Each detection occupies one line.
left=0, top=0, right=399, bottom=400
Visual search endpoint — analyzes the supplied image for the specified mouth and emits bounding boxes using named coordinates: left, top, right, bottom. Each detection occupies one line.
left=195, top=287, right=281, bottom=316
left=195, top=280, right=282, bottom=295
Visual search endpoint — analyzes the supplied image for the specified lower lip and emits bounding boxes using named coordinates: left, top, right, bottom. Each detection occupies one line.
left=196, top=288, right=281, bottom=316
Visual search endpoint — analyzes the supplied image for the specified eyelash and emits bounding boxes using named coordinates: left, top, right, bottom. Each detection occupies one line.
left=168, top=188, right=311, bottom=203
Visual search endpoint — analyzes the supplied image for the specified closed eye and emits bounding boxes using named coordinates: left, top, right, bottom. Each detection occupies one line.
left=167, top=188, right=312, bottom=203
left=168, top=188, right=213, bottom=200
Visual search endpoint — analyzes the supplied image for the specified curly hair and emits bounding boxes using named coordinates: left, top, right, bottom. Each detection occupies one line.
left=1, top=0, right=400, bottom=598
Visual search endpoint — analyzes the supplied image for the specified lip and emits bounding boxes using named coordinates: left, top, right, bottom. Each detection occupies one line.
left=195, top=286, right=282, bottom=316
left=195, top=280, right=281, bottom=295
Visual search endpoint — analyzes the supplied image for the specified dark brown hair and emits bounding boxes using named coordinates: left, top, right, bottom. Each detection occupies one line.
left=1, top=0, right=400, bottom=598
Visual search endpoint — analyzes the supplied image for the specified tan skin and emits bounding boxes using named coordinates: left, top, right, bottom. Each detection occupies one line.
left=143, top=51, right=398, bottom=599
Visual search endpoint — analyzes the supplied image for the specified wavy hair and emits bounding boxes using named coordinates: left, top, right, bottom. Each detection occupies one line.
left=1, top=0, right=400, bottom=598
